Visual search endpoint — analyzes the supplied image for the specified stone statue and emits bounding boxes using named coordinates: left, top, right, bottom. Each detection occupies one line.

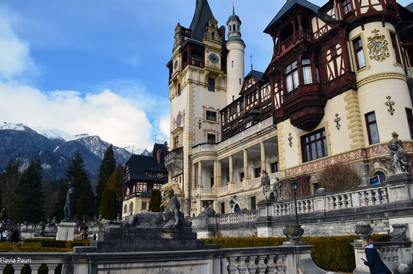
left=63, top=181, right=74, bottom=222
left=273, top=178, right=284, bottom=202
left=199, top=201, right=216, bottom=217
left=161, top=186, right=183, bottom=229
left=388, top=132, right=408, bottom=174
left=261, top=170, right=271, bottom=200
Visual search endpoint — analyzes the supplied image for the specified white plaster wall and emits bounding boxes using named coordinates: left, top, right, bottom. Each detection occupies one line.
left=226, top=41, right=245, bottom=103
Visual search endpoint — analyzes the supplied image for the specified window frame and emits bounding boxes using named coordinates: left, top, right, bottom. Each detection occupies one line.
left=302, top=57, right=313, bottom=85
left=208, top=78, right=215, bottom=92
left=206, top=110, right=218, bottom=122
left=390, top=31, right=402, bottom=64
left=365, top=111, right=380, bottom=145
left=207, top=133, right=216, bottom=144
left=352, top=36, right=366, bottom=70
left=343, top=0, right=353, bottom=17
left=174, top=135, right=179, bottom=149
left=285, top=60, right=299, bottom=92
left=301, top=128, right=328, bottom=163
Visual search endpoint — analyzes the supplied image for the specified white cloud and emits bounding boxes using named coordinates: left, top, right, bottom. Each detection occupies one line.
left=159, top=115, right=170, bottom=139
left=0, top=82, right=154, bottom=149
left=0, top=6, right=36, bottom=80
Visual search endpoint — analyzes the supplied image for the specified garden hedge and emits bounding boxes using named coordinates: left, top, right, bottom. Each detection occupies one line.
left=203, top=234, right=389, bottom=272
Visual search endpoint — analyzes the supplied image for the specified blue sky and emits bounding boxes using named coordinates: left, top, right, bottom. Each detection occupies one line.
left=0, top=0, right=411, bottom=150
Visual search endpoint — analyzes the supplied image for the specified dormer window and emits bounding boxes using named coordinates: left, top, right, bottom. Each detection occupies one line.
left=285, top=60, right=299, bottom=92
left=343, top=0, right=353, bottom=17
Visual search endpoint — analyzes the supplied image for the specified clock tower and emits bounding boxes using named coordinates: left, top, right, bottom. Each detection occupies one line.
left=166, top=0, right=228, bottom=215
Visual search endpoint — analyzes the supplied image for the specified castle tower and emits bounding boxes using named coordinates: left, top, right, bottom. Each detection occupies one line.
left=226, top=7, right=245, bottom=103
left=166, top=0, right=227, bottom=215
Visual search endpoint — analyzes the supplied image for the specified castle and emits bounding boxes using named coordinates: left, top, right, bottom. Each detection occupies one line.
left=164, top=0, right=413, bottom=217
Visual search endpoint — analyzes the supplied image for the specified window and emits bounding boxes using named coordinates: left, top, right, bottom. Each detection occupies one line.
left=285, top=60, right=299, bottom=92
left=390, top=32, right=401, bottom=64
left=208, top=78, right=215, bottom=91
left=221, top=202, right=225, bottom=214
left=270, top=162, right=279, bottom=173
left=301, top=129, right=328, bottom=162
left=353, top=37, right=366, bottom=69
left=406, top=108, right=413, bottom=139
left=250, top=196, right=256, bottom=210
left=374, top=171, right=386, bottom=183
left=313, top=183, right=320, bottom=192
left=136, top=182, right=147, bottom=193
left=129, top=202, right=134, bottom=213
left=232, top=60, right=234, bottom=67
left=365, top=112, right=380, bottom=145
left=124, top=204, right=127, bottom=213
left=302, top=58, right=313, bottom=85
left=174, top=136, right=179, bottom=148
left=177, top=84, right=181, bottom=96
left=207, top=133, right=216, bottom=144
left=206, top=110, right=217, bottom=121
left=254, top=167, right=261, bottom=178
left=240, top=172, right=245, bottom=182
left=141, top=202, right=147, bottom=210
left=343, top=0, right=353, bottom=16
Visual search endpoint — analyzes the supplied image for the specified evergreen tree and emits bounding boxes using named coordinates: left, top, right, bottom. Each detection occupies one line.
left=65, top=152, right=95, bottom=221
left=0, top=160, right=19, bottom=218
left=149, top=189, right=162, bottom=212
left=42, top=179, right=58, bottom=221
left=99, top=165, right=123, bottom=219
left=96, top=145, right=116, bottom=208
left=52, top=179, right=68, bottom=222
left=12, top=160, right=44, bottom=222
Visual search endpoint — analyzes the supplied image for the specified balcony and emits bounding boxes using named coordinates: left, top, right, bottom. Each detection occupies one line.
left=282, top=84, right=326, bottom=131
left=276, top=30, right=313, bottom=58
left=165, top=147, right=183, bottom=178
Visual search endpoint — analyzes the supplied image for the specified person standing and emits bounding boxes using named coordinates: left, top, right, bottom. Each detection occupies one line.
left=362, top=239, right=391, bottom=274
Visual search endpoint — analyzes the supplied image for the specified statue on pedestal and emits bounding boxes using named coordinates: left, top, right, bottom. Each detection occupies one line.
left=388, top=132, right=408, bottom=174
left=63, top=181, right=75, bottom=222
left=261, top=170, right=271, bottom=200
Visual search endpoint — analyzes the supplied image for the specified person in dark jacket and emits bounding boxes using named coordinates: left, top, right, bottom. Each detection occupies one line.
left=362, top=240, right=391, bottom=274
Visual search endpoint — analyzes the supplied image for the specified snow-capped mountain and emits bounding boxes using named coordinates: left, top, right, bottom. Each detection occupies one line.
left=0, top=122, right=132, bottom=180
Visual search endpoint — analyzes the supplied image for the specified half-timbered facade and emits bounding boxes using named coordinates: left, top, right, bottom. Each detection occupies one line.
left=122, top=143, right=168, bottom=218
left=165, top=0, right=413, bottom=217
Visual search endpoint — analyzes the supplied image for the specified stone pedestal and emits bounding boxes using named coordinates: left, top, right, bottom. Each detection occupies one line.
left=56, top=222, right=76, bottom=241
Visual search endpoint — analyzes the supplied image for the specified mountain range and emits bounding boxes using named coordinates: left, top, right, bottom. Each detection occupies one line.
left=0, top=122, right=132, bottom=181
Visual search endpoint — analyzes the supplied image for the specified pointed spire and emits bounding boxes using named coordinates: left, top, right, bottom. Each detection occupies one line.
left=190, top=0, right=214, bottom=41
left=232, top=2, right=235, bottom=15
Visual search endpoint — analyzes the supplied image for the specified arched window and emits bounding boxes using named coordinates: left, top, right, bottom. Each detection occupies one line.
left=129, top=202, right=134, bottom=213
left=234, top=204, right=240, bottom=212
left=124, top=204, right=127, bottom=213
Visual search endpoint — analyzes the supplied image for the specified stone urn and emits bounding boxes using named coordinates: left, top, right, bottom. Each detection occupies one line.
left=283, top=225, right=304, bottom=244
left=355, top=224, right=372, bottom=240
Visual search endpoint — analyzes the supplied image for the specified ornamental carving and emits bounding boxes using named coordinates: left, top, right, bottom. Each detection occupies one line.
left=367, top=29, right=390, bottom=61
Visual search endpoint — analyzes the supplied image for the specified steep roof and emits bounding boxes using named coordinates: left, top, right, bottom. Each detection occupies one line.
left=407, top=2, right=413, bottom=12
left=264, top=0, right=333, bottom=34
left=190, top=0, right=214, bottom=41
left=125, top=143, right=168, bottom=183
left=245, top=70, right=264, bottom=82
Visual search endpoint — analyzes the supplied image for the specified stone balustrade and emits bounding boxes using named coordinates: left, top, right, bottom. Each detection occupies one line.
left=0, top=243, right=325, bottom=274
left=0, top=253, right=67, bottom=274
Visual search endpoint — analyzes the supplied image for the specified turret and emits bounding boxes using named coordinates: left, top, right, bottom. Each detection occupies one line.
left=226, top=7, right=245, bottom=103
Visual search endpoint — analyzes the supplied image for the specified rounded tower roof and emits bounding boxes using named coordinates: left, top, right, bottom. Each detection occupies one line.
left=227, top=6, right=241, bottom=24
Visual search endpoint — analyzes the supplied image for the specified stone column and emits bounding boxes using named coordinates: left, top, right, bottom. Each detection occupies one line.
left=229, top=155, right=233, bottom=184
left=260, top=142, right=266, bottom=172
left=198, top=161, right=203, bottom=188
left=243, top=149, right=249, bottom=180
left=214, top=160, right=222, bottom=187
left=191, top=163, right=196, bottom=189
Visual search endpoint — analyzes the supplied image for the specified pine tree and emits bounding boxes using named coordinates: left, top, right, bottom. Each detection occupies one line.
left=52, top=179, right=68, bottom=222
left=12, top=160, right=44, bottom=222
left=96, top=145, right=116, bottom=208
left=0, top=160, right=19, bottom=218
left=149, top=189, right=162, bottom=212
left=65, top=152, right=95, bottom=221
left=99, top=165, right=123, bottom=219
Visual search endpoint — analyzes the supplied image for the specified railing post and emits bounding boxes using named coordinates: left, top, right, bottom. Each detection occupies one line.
left=47, top=263, right=59, bottom=274
left=30, top=263, right=42, bottom=274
